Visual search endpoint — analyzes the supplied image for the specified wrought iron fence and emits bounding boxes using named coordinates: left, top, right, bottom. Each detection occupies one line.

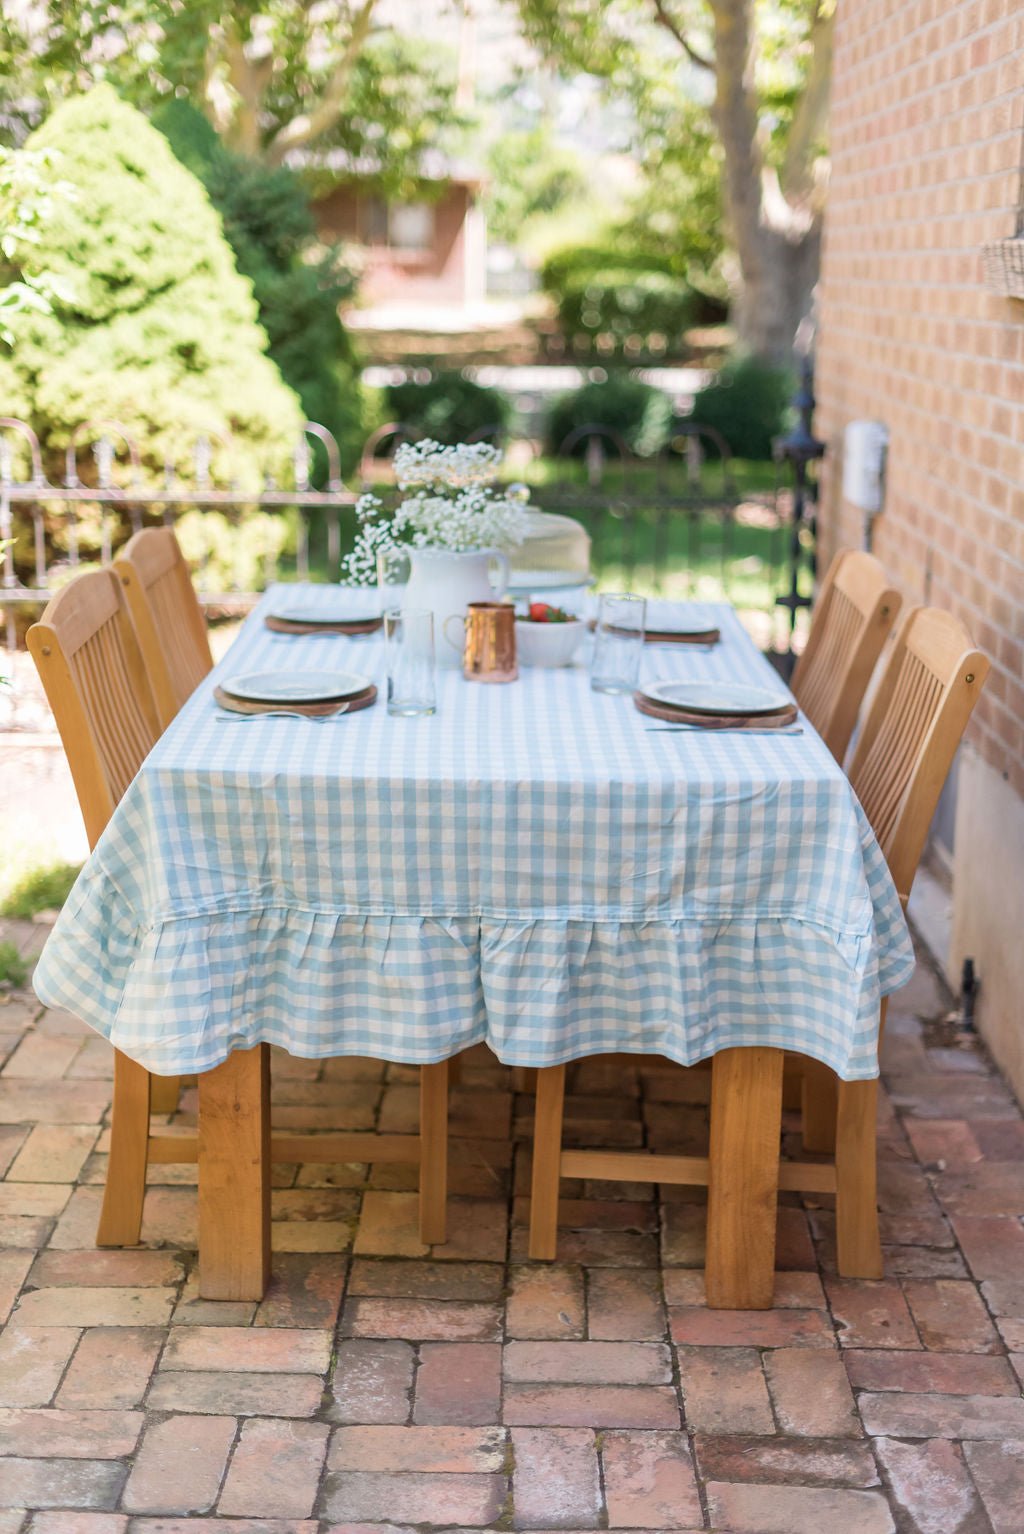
left=0, top=416, right=359, bottom=650
left=1, top=414, right=803, bottom=658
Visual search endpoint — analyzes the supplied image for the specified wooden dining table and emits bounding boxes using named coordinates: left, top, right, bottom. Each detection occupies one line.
left=33, top=584, right=915, bottom=1300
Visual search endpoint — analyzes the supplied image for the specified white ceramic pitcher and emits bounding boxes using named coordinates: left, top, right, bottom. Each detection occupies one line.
left=403, top=547, right=510, bottom=667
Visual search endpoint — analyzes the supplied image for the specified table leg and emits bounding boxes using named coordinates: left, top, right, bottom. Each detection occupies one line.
left=836, top=1077, right=883, bottom=1278
left=198, top=1044, right=271, bottom=1300
left=419, top=1061, right=449, bottom=1245
left=150, top=1074, right=182, bottom=1115
left=706, top=1047, right=784, bottom=1309
left=801, top=1058, right=839, bottom=1153
left=97, top=1050, right=151, bottom=1247
left=528, top=1064, right=566, bottom=1260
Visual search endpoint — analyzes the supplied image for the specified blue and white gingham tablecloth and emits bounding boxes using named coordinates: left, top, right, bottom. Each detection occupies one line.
left=34, top=585, right=915, bottom=1080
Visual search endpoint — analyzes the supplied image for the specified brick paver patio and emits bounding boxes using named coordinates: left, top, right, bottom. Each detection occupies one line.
left=1, top=916, right=1023, bottom=1533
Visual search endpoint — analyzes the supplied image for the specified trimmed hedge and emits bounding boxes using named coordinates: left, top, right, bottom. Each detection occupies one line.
left=385, top=372, right=512, bottom=444
left=688, top=353, right=793, bottom=460
left=548, top=375, right=674, bottom=458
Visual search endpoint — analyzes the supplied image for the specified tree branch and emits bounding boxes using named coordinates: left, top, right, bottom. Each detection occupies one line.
left=780, top=3, right=833, bottom=205
left=265, top=0, right=377, bottom=165
left=222, top=19, right=269, bottom=157
left=706, top=0, right=765, bottom=272
left=649, top=0, right=714, bottom=72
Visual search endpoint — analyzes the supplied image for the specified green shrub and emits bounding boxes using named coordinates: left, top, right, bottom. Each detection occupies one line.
left=0, top=86, right=303, bottom=490
left=688, top=353, right=793, bottom=460
left=174, top=508, right=293, bottom=595
left=539, top=244, right=717, bottom=359
left=155, top=100, right=368, bottom=476
left=385, top=372, right=512, bottom=444
left=0, top=942, right=28, bottom=989
left=1, top=861, right=82, bottom=918
left=548, top=375, right=674, bottom=458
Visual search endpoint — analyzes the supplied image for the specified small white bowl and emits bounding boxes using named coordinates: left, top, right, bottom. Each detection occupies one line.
left=515, top=618, right=586, bottom=668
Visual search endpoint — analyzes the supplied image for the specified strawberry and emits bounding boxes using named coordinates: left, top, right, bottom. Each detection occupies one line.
left=528, top=602, right=571, bottom=623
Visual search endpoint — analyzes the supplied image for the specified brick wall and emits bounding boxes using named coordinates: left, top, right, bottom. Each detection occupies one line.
left=817, top=0, right=1024, bottom=796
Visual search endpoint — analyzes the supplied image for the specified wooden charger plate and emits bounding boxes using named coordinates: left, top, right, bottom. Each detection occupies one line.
left=587, top=620, right=720, bottom=644
left=643, top=626, right=720, bottom=645
left=214, top=682, right=377, bottom=718
left=634, top=692, right=798, bottom=729
left=265, top=614, right=383, bottom=636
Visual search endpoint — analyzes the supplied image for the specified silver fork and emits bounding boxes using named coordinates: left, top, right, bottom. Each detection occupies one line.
left=644, top=724, right=803, bottom=735
left=216, top=705, right=350, bottom=722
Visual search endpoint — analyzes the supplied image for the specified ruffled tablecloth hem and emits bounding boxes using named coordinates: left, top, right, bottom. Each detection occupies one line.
left=33, top=902, right=916, bottom=1083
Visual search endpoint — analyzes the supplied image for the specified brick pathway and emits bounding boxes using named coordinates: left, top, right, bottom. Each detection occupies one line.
left=1, top=916, right=1023, bottom=1534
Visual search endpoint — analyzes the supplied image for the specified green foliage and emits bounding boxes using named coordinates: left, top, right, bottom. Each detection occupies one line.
left=174, top=508, right=293, bottom=593
left=1, top=861, right=82, bottom=918
left=541, top=254, right=698, bottom=358
left=1, top=5, right=466, bottom=189
left=155, top=99, right=367, bottom=473
left=385, top=373, right=512, bottom=445
left=0, top=145, right=76, bottom=345
left=0, top=86, right=303, bottom=491
left=0, top=942, right=28, bottom=989
left=548, top=375, right=674, bottom=458
left=688, top=353, right=794, bottom=460
left=484, top=126, right=589, bottom=247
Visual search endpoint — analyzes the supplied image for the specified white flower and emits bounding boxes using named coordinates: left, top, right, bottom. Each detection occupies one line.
left=342, top=440, right=528, bottom=583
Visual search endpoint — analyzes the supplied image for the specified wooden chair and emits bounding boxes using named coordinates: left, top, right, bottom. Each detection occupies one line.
left=28, top=569, right=182, bottom=1245
left=29, top=569, right=450, bottom=1297
left=791, top=549, right=902, bottom=762
left=114, top=527, right=213, bottom=729
left=528, top=605, right=988, bottom=1306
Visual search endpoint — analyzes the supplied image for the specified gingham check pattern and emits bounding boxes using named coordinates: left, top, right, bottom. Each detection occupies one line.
left=34, top=585, right=915, bottom=1079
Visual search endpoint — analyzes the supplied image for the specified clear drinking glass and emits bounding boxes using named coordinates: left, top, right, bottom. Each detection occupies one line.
left=376, top=546, right=411, bottom=614
left=590, top=592, right=647, bottom=694
left=385, top=607, right=436, bottom=717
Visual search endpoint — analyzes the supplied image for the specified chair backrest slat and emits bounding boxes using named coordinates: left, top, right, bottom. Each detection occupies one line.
left=791, top=550, right=902, bottom=762
left=848, top=605, right=989, bottom=902
left=115, top=528, right=213, bottom=728
left=28, top=569, right=161, bottom=849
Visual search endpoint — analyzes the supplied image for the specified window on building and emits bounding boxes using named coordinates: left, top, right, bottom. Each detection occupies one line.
left=389, top=202, right=435, bottom=251
left=360, top=197, right=435, bottom=253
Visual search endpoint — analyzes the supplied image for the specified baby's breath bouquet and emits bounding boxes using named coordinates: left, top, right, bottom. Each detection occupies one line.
left=343, top=440, right=529, bottom=583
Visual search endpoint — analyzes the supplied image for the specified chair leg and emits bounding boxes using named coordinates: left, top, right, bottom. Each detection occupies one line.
left=198, top=1044, right=271, bottom=1300
left=512, top=1066, right=538, bottom=1093
left=706, top=1047, right=784, bottom=1310
left=835, top=1077, right=883, bottom=1279
left=96, top=1049, right=152, bottom=1247
left=801, top=1058, right=839, bottom=1153
left=149, top=1074, right=181, bottom=1115
left=419, top=1061, right=449, bottom=1246
left=528, top=1064, right=566, bottom=1260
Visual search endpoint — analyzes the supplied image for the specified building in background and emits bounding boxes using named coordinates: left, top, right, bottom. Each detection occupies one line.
left=312, top=153, right=487, bottom=315
left=816, top=2, right=1024, bottom=1094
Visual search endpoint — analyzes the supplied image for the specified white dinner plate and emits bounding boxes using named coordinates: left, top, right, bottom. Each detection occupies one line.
left=640, top=681, right=792, bottom=717
left=222, top=670, right=373, bottom=704
left=268, top=590, right=381, bottom=624
left=507, top=569, right=595, bottom=595
left=643, top=601, right=720, bottom=636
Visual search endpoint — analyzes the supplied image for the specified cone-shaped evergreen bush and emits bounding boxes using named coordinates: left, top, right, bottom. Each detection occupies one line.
left=0, top=84, right=303, bottom=483
left=154, top=98, right=368, bottom=474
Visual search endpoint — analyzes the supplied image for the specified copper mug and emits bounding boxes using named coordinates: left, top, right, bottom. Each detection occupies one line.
left=445, top=601, right=518, bottom=682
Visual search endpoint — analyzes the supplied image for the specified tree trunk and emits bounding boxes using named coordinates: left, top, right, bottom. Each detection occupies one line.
left=732, top=220, right=821, bottom=364
left=708, top=0, right=827, bottom=363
